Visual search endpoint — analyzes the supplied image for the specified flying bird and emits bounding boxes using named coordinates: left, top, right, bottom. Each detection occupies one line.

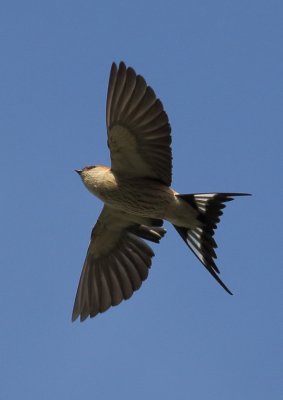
left=72, top=61, right=249, bottom=322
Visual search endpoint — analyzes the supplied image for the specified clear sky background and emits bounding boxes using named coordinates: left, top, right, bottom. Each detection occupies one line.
left=1, top=1, right=282, bottom=399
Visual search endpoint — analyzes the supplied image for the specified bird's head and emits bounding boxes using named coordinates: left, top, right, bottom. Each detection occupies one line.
left=75, top=165, right=96, bottom=177
left=75, top=165, right=111, bottom=193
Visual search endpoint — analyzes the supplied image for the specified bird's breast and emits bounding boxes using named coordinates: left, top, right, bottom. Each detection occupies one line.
left=90, top=174, right=173, bottom=219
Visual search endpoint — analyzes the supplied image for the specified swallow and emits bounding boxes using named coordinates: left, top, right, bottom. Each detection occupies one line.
left=72, top=61, right=250, bottom=322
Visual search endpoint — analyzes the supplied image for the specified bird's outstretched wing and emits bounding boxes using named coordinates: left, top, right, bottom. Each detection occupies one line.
left=106, top=62, right=172, bottom=186
left=72, top=206, right=166, bottom=321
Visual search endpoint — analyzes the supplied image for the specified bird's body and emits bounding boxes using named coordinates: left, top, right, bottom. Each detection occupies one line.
left=80, top=166, right=200, bottom=227
left=72, top=62, right=249, bottom=322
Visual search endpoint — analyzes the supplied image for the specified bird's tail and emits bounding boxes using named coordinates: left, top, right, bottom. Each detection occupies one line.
left=173, top=193, right=250, bottom=294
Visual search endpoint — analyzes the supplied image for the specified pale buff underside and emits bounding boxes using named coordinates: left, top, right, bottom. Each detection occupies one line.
left=81, top=166, right=199, bottom=228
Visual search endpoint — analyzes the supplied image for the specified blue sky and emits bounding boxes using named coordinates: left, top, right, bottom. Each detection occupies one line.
left=1, top=1, right=282, bottom=399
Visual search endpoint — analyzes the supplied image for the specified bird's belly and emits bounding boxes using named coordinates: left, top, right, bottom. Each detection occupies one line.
left=96, top=179, right=173, bottom=219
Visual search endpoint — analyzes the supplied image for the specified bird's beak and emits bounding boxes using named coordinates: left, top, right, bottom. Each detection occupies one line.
left=75, top=169, right=82, bottom=175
